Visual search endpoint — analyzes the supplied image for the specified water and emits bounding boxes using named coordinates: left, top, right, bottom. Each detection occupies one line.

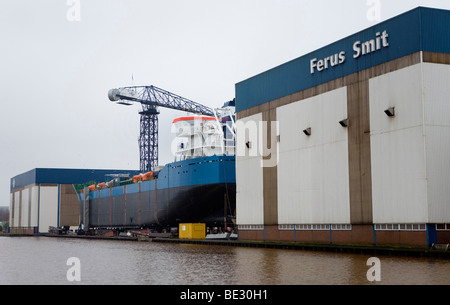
left=0, top=236, right=449, bottom=285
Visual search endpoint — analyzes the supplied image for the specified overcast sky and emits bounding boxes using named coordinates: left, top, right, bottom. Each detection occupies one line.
left=1, top=0, right=450, bottom=207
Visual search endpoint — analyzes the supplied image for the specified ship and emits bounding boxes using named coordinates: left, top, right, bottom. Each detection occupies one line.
left=76, top=101, right=236, bottom=231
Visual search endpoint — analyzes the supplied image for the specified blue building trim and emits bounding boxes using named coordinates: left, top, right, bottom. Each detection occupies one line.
left=11, top=168, right=140, bottom=192
left=373, top=224, right=376, bottom=245
left=235, top=7, right=450, bottom=113
left=426, top=224, right=437, bottom=247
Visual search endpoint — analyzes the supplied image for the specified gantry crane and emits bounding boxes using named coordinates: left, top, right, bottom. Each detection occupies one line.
left=108, top=85, right=214, bottom=172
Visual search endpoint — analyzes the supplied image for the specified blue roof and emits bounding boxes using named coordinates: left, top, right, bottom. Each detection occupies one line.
left=235, top=7, right=450, bottom=112
left=10, top=168, right=140, bottom=191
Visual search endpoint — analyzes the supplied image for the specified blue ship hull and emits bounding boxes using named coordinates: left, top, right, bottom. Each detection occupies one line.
left=80, top=155, right=236, bottom=228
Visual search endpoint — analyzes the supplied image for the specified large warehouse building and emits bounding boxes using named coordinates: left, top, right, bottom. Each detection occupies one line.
left=9, top=168, right=138, bottom=234
left=235, top=7, right=450, bottom=247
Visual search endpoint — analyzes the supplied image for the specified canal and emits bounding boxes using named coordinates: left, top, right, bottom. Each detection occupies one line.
left=0, top=236, right=449, bottom=285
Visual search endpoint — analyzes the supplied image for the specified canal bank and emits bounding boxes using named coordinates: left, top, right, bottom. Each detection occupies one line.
left=38, top=233, right=450, bottom=259
left=152, top=237, right=450, bottom=259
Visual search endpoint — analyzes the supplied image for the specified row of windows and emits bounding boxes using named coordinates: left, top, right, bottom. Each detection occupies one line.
left=436, top=223, right=450, bottom=231
left=375, top=223, right=450, bottom=231
left=238, top=224, right=352, bottom=231
left=374, top=224, right=426, bottom=231
left=239, top=224, right=450, bottom=231
left=238, top=225, right=264, bottom=230
left=279, top=224, right=352, bottom=231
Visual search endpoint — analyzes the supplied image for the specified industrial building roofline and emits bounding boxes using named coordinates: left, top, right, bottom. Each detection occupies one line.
left=10, top=168, right=140, bottom=192
left=235, top=7, right=450, bottom=112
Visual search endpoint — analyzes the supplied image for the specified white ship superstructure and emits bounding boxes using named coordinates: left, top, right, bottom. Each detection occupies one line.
left=172, top=101, right=235, bottom=161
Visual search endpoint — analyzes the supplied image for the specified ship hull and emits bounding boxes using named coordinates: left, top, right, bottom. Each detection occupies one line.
left=88, top=182, right=236, bottom=228
left=80, top=155, right=236, bottom=229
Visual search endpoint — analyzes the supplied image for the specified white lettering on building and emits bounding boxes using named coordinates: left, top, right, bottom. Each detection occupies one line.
left=353, top=30, right=389, bottom=58
left=310, top=30, right=389, bottom=74
left=310, top=51, right=345, bottom=74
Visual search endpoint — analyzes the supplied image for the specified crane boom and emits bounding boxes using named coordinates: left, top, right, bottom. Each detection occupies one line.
left=108, top=85, right=214, bottom=172
left=108, top=85, right=214, bottom=116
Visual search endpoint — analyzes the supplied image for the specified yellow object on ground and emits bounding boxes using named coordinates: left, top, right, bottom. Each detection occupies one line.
left=179, top=223, right=206, bottom=239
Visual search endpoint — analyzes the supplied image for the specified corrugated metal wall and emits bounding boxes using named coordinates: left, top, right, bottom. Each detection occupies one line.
left=236, top=59, right=450, bottom=231
left=59, top=184, right=80, bottom=227
left=234, top=7, right=450, bottom=245
left=369, top=62, right=450, bottom=224
left=30, top=186, right=39, bottom=227
left=9, top=186, right=39, bottom=231
left=38, top=186, right=58, bottom=233
left=423, top=63, right=450, bottom=223
left=13, top=192, right=19, bottom=227
left=236, top=113, right=264, bottom=225
left=20, top=188, right=29, bottom=227
left=9, top=168, right=140, bottom=233
left=277, top=87, right=350, bottom=224
left=370, top=63, right=428, bottom=223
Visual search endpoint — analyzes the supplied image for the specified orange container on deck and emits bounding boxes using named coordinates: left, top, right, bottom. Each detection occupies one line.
left=142, top=171, right=154, bottom=181
left=88, top=184, right=96, bottom=191
left=133, top=174, right=143, bottom=183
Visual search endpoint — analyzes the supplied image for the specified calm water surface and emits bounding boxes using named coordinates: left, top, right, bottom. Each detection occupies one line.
left=0, top=236, right=449, bottom=285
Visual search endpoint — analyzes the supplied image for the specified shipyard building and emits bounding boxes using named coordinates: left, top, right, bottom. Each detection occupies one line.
left=235, top=7, right=450, bottom=247
left=9, top=168, right=139, bottom=234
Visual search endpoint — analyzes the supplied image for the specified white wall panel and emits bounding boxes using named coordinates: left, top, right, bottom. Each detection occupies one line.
left=370, top=64, right=424, bottom=135
left=13, top=191, right=20, bottom=226
left=423, top=63, right=450, bottom=223
left=277, top=87, right=349, bottom=224
left=371, top=127, right=428, bottom=223
left=20, top=188, right=30, bottom=227
left=9, top=193, right=13, bottom=225
left=30, top=186, right=39, bottom=227
left=38, top=186, right=58, bottom=233
left=370, top=64, right=428, bottom=223
left=236, top=113, right=264, bottom=225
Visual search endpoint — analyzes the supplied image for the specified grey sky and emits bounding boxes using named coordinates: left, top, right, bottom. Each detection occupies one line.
left=1, top=0, right=450, bottom=207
